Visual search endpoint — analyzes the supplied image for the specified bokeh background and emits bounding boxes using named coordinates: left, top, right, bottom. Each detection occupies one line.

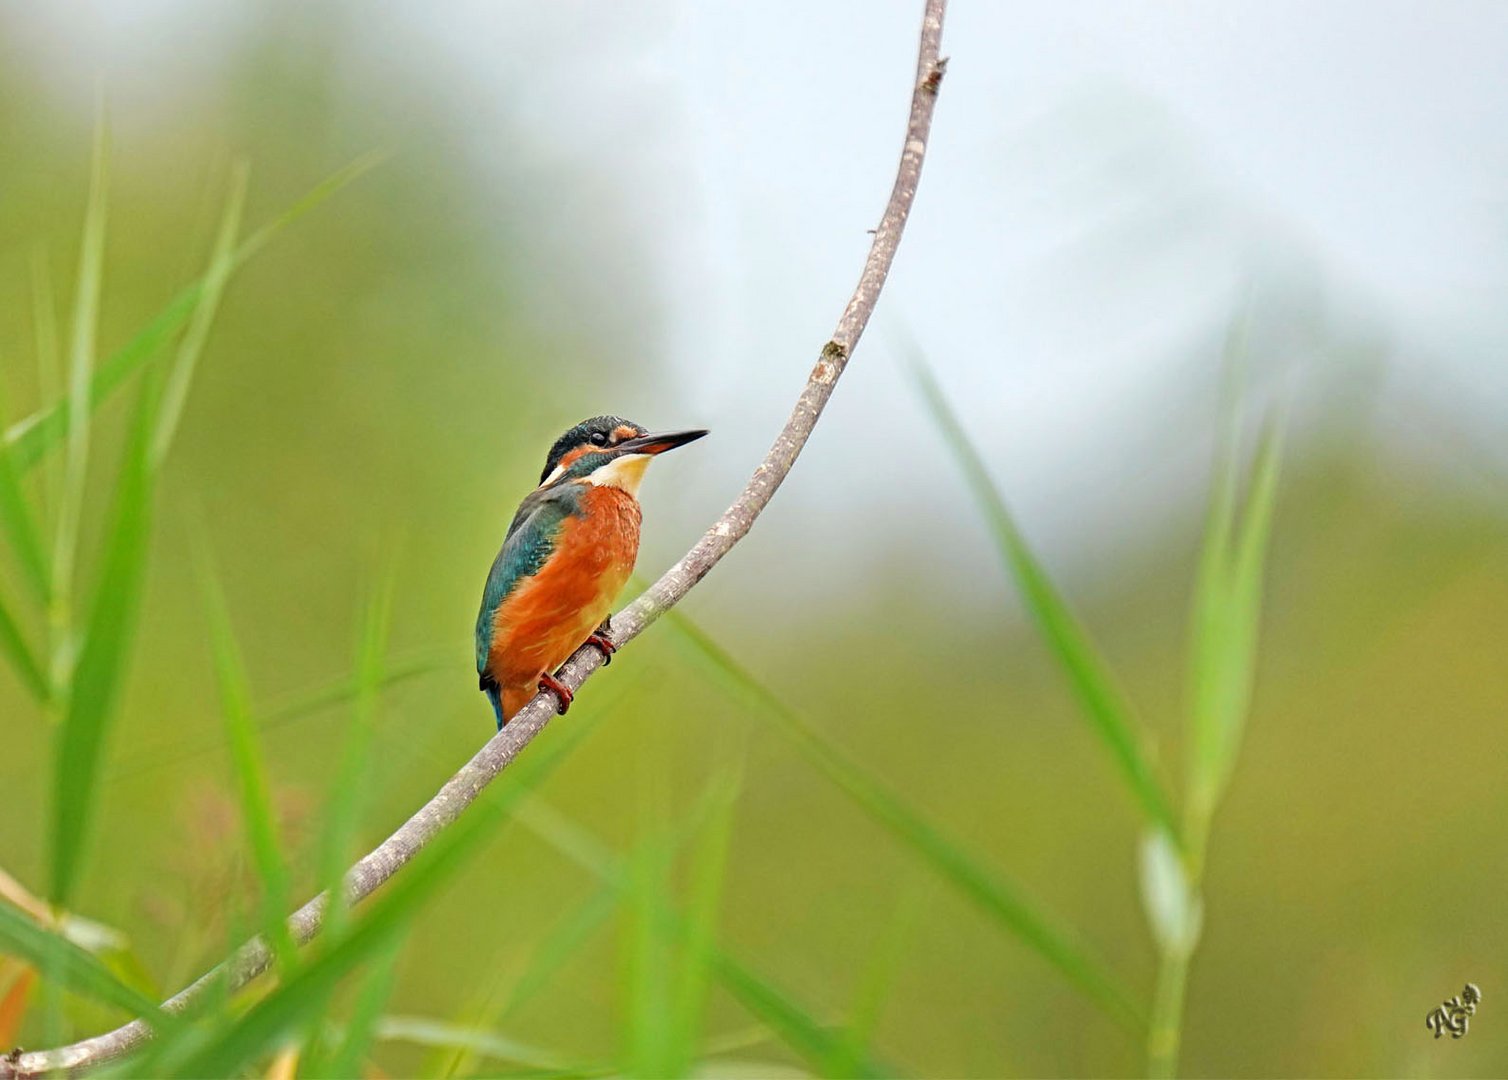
left=3, top=1, right=1507, bottom=1076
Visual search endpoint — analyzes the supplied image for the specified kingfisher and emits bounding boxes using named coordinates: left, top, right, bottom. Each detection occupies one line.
left=476, top=416, right=708, bottom=729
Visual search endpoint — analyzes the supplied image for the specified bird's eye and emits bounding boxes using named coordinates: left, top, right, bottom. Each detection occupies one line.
left=590, top=432, right=609, bottom=446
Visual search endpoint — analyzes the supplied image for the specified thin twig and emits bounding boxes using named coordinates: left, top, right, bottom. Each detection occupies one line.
left=5, top=4, right=947, bottom=1074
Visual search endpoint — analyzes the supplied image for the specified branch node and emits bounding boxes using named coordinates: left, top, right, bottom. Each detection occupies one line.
left=922, top=56, right=949, bottom=94
left=812, top=341, right=848, bottom=385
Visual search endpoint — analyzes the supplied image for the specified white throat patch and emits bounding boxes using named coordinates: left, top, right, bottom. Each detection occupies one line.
left=585, top=453, right=652, bottom=496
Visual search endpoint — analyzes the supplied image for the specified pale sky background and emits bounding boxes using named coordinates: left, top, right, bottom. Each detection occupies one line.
left=10, top=0, right=1508, bottom=604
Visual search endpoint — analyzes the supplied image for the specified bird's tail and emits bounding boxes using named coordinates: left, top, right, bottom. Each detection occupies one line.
left=484, top=682, right=506, bottom=731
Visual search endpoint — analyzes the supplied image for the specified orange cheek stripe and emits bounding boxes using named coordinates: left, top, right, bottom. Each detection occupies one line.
left=556, top=444, right=595, bottom=472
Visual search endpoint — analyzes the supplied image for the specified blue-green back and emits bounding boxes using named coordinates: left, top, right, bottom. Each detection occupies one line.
left=474, top=484, right=583, bottom=679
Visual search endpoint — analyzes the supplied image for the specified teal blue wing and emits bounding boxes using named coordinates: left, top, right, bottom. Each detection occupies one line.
left=475, top=485, right=579, bottom=686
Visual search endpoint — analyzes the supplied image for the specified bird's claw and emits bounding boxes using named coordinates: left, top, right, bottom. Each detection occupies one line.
left=538, top=671, right=573, bottom=714
left=586, top=631, right=617, bottom=665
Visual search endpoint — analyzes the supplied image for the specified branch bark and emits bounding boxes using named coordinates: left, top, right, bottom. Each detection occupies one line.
left=6, top=4, right=947, bottom=1074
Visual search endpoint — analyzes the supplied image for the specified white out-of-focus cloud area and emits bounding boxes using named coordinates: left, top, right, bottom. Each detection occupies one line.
left=9, top=1, right=1506, bottom=610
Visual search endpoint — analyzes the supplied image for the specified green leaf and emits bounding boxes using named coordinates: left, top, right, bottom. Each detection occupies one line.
left=1186, top=414, right=1282, bottom=832
left=501, top=886, right=617, bottom=1023
left=515, top=801, right=896, bottom=1078
left=11, top=290, right=184, bottom=474
left=31, top=248, right=64, bottom=526
left=48, top=373, right=157, bottom=906
left=95, top=939, right=162, bottom=1006
left=431, top=885, right=618, bottom=1079
left=0, top=367, right=51, bottom=607
left=0, top=902, right=163, bottom=1022
left=0, top=579, right=47, bottom=700
left=1185, top=387, right=1240, bottom=823
left=48, top=115, right=111, bottom=694
left=1219, top=423, right=1281, bottom=778
left=375, top=1015, right=584, bottom=1073
left=149, top=711, right=597, bottom=1078
left=104, top=648, right=448, bottom=786
left=316, top=551, right=400, bottom=944
left=623, top=804, right=676, bottom=1078
left=906, top=356, right=1182, bottom=849
left=619, top=762, right=744, bottom=1077
left=151, top=162, right=248, bottom=467
left=314, top=942, right=402, bottom=1079
left=47, top=156, right=374, bottom=907
left=660, top=606, right=1146, bottom=1033
left=261, top=648, right=447, bottom=727
left=4, top=151, right=385, bottom=474
left=829, top=882, right=922, bottom=1075
left=668, top=767, right=740, bottom=1077
left=712, top=956, right=884, bottom=1079
left=195, top=537, right=298, bottom=975
left=49, top=152, right=256, bottom=908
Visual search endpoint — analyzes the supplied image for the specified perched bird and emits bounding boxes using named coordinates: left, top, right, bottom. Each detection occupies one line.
left=476, top=416, right=708, bottom=729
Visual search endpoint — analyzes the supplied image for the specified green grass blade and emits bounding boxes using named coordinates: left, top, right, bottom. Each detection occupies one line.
left=1185, top=384, right=1241, bottom=829
left=316, top=551, right=400, bottom=943
left=48, top=116, right=110, bottom=693
left=432, top=885, right=619, bottom=1079
left=0, top=867, right=124, bottom=956
left=0, top=367, right=51, bottom=606
left=95, top=940, right=162, bottom=1005
left=234, top=149, right=390, bottom=265
left=151, top=712, right=597, bottom=1078
left=11, top=292, right=185, bottom=473
left=0, top=902, right=162, bottom=1022
left=375, top=1015, right=584, bottom=1073
left=500, top=886, right=617, bottom=1024
left=1187, top=416, right=1282, bottom=827
left=710, top=956, right=886, bottom=1079
left=103, top=649, right=447, bottom=785
left=314, top=942, right=402, bottom=1079
left=31, top=248, right=63, bottom=525
left=261, top=648, right=447, bottom=727
left=4, top=151, right=385, bottom=473
left=907, top=356, right=1182, bottom=847
left=660, top=606, right=1146, bottom=1033
left=151, top=163, right=248, bottom=467
left=700, top=1024, right=777, bottom=1059
left=0, top=580, right=47, bottom=699
left=623, top=814, right=675, bottom=1078
left=794, top=729, right=1141, bottom=1033
left=1228, top=419, right=1282, bottom=673
left=829, top=883, right=921, bottom=1075
left=512, top=801, right=617, bottom=879
left=195, top=538, right=298, bottom=975
left=668, top=768, right=740, bottom=1077
left=48, top=375, right=157, bottom=906
left=515, top=802, right=896, bottom=1078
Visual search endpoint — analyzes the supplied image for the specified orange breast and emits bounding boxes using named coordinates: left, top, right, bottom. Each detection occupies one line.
left=489, top=485, right=641, bottom=720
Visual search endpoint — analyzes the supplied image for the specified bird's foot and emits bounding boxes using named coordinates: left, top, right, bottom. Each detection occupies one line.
left=586, top=631, right=617, bottom=665
left=538, top=672, right=574, bottom=715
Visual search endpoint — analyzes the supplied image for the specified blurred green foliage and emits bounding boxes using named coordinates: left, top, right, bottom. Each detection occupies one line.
left=1, top=6, right=1507, bottom=1079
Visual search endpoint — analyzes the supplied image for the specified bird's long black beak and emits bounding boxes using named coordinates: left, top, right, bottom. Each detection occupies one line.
left=616, top=428, right=709, bottom=456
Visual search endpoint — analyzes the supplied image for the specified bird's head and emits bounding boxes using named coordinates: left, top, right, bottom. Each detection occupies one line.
left=538, top=415, right=708, bottom=497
